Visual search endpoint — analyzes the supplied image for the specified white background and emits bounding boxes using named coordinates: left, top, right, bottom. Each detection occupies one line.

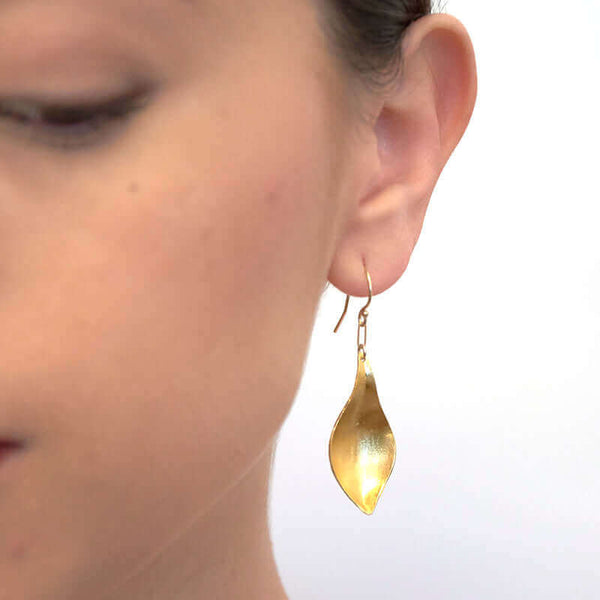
left=269, top=0, right=600, bottom=598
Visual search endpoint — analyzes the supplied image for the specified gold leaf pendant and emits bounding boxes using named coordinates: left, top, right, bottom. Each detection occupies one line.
left=329, top=350, right=396, bottom=515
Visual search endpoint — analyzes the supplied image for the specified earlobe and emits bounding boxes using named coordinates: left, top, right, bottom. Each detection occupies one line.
left=327, top=13, right=477, bottom=298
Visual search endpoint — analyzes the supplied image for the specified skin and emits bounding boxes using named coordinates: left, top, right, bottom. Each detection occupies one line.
left=0, top=1, right=477, bottom=599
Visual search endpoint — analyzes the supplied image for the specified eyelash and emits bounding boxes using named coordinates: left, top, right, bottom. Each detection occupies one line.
left=0, top=87, right=152, bottom=150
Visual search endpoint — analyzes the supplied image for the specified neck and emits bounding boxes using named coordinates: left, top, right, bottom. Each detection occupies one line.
left=102, top=441, right=288, bottom=600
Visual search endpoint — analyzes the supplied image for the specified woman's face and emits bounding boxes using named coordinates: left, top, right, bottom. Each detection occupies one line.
left=0, top=0, right=369, bottom=597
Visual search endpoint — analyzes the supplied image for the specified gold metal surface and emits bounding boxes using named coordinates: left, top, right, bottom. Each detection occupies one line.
left=329, top=350, right=396, bottom=515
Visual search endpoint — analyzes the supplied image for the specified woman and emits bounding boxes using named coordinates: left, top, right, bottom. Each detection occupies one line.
left=0, top=0, right=477, bottom=598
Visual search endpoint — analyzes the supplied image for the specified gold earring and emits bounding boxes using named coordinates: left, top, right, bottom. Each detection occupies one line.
left=328, top=258, right=397, bottom=515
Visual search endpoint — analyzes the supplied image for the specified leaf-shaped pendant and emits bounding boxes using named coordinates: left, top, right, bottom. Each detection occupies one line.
left=329, top=351, right=396, bottom=515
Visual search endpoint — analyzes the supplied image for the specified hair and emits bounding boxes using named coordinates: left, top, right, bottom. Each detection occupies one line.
left=317, top=0, right=446, bottom=99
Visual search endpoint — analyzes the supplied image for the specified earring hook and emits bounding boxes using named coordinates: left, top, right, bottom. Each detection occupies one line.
left=333, top=257, right=372, bottom=333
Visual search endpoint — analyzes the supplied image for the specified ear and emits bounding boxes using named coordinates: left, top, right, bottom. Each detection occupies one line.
left=327, top=13, right=477, bottom=297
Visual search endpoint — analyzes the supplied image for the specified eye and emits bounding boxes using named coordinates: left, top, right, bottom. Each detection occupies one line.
left=0, top=84, right=155, bottom=150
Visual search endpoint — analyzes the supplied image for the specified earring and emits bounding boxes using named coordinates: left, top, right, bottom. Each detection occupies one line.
left=328, top=258, right=397, bottom=515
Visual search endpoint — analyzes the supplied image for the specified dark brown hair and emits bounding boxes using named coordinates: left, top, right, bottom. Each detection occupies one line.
left=318, top=0, right=445, bottom=96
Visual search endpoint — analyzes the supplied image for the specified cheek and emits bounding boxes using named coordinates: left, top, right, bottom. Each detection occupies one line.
left=0, top=84, right=337, bottom=585
left=0, top=36, right=349, bottom=593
